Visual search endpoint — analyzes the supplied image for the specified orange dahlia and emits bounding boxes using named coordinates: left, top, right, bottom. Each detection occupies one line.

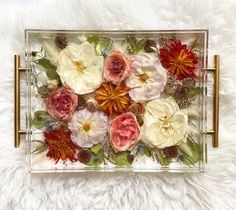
left=159, top=40, right=198, bottom=80
left=95, top=82, right=131, bottom=116
left=44, top=127, right=77, bottom=163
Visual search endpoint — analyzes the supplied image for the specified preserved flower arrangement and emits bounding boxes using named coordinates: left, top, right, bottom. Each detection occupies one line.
left=27, top=31, right=207, bottom=172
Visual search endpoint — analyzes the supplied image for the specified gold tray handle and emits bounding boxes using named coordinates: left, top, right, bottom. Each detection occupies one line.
left=205, top=55, right=220, bottom=147
left=14, top=55, right=26, bottom=148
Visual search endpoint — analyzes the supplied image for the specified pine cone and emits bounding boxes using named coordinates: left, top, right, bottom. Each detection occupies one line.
left=55, top=34, right=68, bottom=49
left=78, top=150, right=92, bottom=164
left=38, top=85, right=49, bottom=98
left=129, top=102, right=145, bottom=115
left=86, top=102, right=97, bottom=112
left=144, top=39, right=157, bottom=53
left=76, top=96, right=87, bottom=110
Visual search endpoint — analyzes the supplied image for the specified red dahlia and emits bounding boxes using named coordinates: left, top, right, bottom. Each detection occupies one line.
left=159, top=40, right=198, bottom=80
left=44, top=127, right=77, bottom=163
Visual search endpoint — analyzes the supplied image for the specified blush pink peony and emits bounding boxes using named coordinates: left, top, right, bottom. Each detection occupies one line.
left=103, top=50, right=133, bottom=84
left=109, top=113, right=141, bottom=152
left=45, top=87, right=78, bottom=121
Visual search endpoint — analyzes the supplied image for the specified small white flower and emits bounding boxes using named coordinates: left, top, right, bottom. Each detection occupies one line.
left=126, top=54, right=167, bottom=101
left=142, top=97, right=188, bottom=148
left=57, top=42, right=103, bottom=94
left=68, top=109, right=108, bottom=148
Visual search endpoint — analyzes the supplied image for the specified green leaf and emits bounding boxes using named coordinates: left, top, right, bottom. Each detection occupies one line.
left=159, top=157, right=171, bottom=166
left=179, top=140, right=201, bottom=166
left=87, top=35, right=100, bottom=44
left=126, top=35, right=145, bottom=54
left=37, top=58, right=57, bottom=71
left=37, top=58, right=62, bottom=85
left=90, top=144, right=103, bottom=154
left=155, top=150, right=171, bottom=166
left=87, top=150, right=105, bottom=167
left=32, top=140, right=48, bottom=155
left=143, top=147, right=151, bottom=157
left=32, top=110, right=54, bottom=129
left=188, top=87, right=202, bottom=98
left=113, top=151, right=132, bottom=166
left=95, top=38, right=113, bottom=56
left=46, top=69, right=61, bottom=81
left=87, top=35, right=113, bottom=56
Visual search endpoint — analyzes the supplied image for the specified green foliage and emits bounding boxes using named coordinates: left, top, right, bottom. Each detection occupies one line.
left=87, top=35, right=112, bottom=57
left=37, top=58, right=62, bottom=85
left=32, top=110, right=54, bottom=129
left=91, top=144, right=103, bottom=154
left=32, top=140, right=48, bottom=155
left=125, top=35, right=145, bottom=54
left=37, top=58, right=56, bottom=71
left=179, top=140, right=201, bottom=166
left=87, top=150, right=105, bottom=167
left=112, top=151, right=133, bottom=166
left=155, top=150, right=171, bottom=166
left=87, top=35, right=100, bottom=44
left=188, top=87, right=202, bottom=98
left=143, top=147, right=151, bottom=157
left=79, top=144, right=104, bottom=167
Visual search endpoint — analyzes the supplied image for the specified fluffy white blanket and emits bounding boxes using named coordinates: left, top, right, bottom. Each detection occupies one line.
left=0, top=0, right=235, bottom=209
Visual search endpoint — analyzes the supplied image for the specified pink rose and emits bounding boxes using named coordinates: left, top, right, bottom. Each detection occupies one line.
left=103, top=50, right=133, bottom=84
left=109, top=113, right=141, bottom=152
left=46, top=87, right=78, bottom=121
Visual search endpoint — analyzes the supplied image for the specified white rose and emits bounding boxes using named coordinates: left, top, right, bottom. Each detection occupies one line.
left=57, top=42, right=103, bottom=94
left=126, top=53, right=167, bottom=101
left=142, top=97, right=188, bottom=148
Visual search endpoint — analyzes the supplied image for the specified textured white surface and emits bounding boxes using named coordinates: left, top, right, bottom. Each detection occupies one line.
left=0, top=0, right=236, bottom=209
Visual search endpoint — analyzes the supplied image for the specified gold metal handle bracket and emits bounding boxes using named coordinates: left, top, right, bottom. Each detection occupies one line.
left=203, top=55, right=220, bottom=147
left=14, top=55, right=27, bottom=148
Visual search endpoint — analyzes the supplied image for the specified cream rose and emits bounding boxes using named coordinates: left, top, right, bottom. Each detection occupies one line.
left=142, top=97, right=188, bottom=148
left=126, top=54, right=167, bottom=101
left=57, top=42, right=103, bottom=94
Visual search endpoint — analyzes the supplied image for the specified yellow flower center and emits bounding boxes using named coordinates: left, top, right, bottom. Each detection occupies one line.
left=159, top=115, right=174, bottom=135
left=138, top=73, right=149, bottom=83
left=79, top=121, right=93, bottom=133
left=160, top=116, right=171, bottom=128
left=171, top=49, right=188, bottom=67
left=83, top=123, right=91, bottom=132
left=74, top=60, right=86, bottom=73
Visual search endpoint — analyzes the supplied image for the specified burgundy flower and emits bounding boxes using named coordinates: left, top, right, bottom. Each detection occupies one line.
left=159, top=40, right=198, bottom=80
left=46, top=87, right=78, bottom=121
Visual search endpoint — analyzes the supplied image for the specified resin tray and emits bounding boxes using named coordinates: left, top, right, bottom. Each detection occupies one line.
left=14, top=30, right=220, bottom=173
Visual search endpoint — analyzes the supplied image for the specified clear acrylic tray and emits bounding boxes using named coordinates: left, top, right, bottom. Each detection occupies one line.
left=24, top=30, right=209, bottom=173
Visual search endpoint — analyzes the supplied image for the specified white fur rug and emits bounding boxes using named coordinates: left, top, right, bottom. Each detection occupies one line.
left=0, top=0, right=236, bottom=209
